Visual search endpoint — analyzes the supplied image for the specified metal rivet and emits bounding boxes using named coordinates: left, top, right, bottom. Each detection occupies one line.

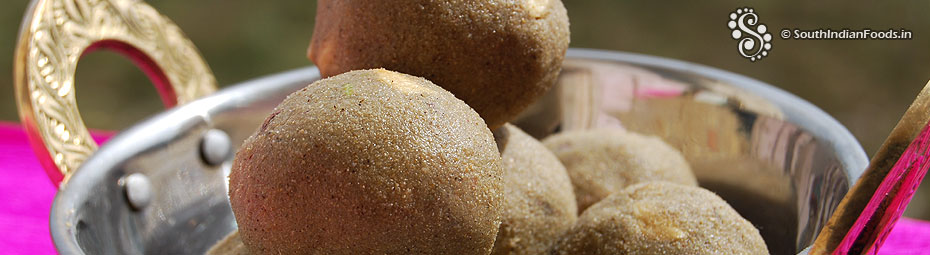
left=124, top=173, right=152, bottom=211
left=201, top=129, right=232, bottom=166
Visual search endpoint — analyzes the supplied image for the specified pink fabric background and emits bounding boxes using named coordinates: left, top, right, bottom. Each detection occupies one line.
left=0, top=122, right=928, bottom=254
left=0, top=122, right=111, bottom=255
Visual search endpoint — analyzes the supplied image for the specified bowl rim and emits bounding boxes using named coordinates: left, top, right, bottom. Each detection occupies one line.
left=50, top=48, right=869, bottom=254
left=566, top=48, right=868, bottom=185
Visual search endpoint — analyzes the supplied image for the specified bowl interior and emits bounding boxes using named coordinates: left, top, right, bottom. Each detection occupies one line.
left=51, top=49, right=868, bottom=255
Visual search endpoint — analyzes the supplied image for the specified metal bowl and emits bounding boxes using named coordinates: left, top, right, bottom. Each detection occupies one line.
left=50, top=49, right=868, bottom=254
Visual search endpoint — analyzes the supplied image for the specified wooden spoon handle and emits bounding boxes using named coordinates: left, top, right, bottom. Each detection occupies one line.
left=812, top=80, right=930, bottom=254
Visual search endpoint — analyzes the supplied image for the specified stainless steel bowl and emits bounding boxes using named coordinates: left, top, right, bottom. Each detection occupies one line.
left=50, top=49, right=868, bottom=254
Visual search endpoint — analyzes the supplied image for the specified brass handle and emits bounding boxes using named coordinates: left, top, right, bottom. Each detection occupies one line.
left=13, top=0, right=217, bottom=185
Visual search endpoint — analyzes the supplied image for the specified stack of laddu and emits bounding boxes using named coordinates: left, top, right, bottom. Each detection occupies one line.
left=217, top=1, right=770, bottom=254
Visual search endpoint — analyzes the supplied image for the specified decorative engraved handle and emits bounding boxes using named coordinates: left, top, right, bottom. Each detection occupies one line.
left=13, top=0, right=217, bottom=185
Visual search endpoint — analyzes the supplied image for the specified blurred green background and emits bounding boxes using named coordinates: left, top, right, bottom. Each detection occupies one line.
left=2, top=1, right=929, bottom=218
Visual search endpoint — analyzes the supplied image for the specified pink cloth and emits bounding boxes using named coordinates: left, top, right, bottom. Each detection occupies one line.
left=882, top=217, right=930, bottom=254
left=0, top=122, right=110, bottom=255
left=0, top=121, right=928, bottom=254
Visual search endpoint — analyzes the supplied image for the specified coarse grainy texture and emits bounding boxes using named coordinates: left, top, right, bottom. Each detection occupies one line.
left=307, top=0, right=570, bottom=129
left=490, top=124, right=577, bottom=255
left=228, top=69, right=504, bottom=254
left=542, top=128, right=697, bottom=212
left=207, top=231, right=249, bottom=255
left=551, top=182, right=770, bottom=254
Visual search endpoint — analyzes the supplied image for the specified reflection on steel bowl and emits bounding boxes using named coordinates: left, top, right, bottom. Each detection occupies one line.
left=50, top=49, right=868, bottom=255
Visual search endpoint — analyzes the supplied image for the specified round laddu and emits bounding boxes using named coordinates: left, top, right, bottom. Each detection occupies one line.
left=551, top=182, right=769, bottom=254
left=228, top=69, right=504, bottom=254
left=308, top=0, right=571, bottom=129
left=491, top=124, right=577, bottom=255
left=542, top=129, right=697, bottom=212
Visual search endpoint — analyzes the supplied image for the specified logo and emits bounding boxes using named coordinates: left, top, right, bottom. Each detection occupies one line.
left=728, top=7, right=772, bottom=62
